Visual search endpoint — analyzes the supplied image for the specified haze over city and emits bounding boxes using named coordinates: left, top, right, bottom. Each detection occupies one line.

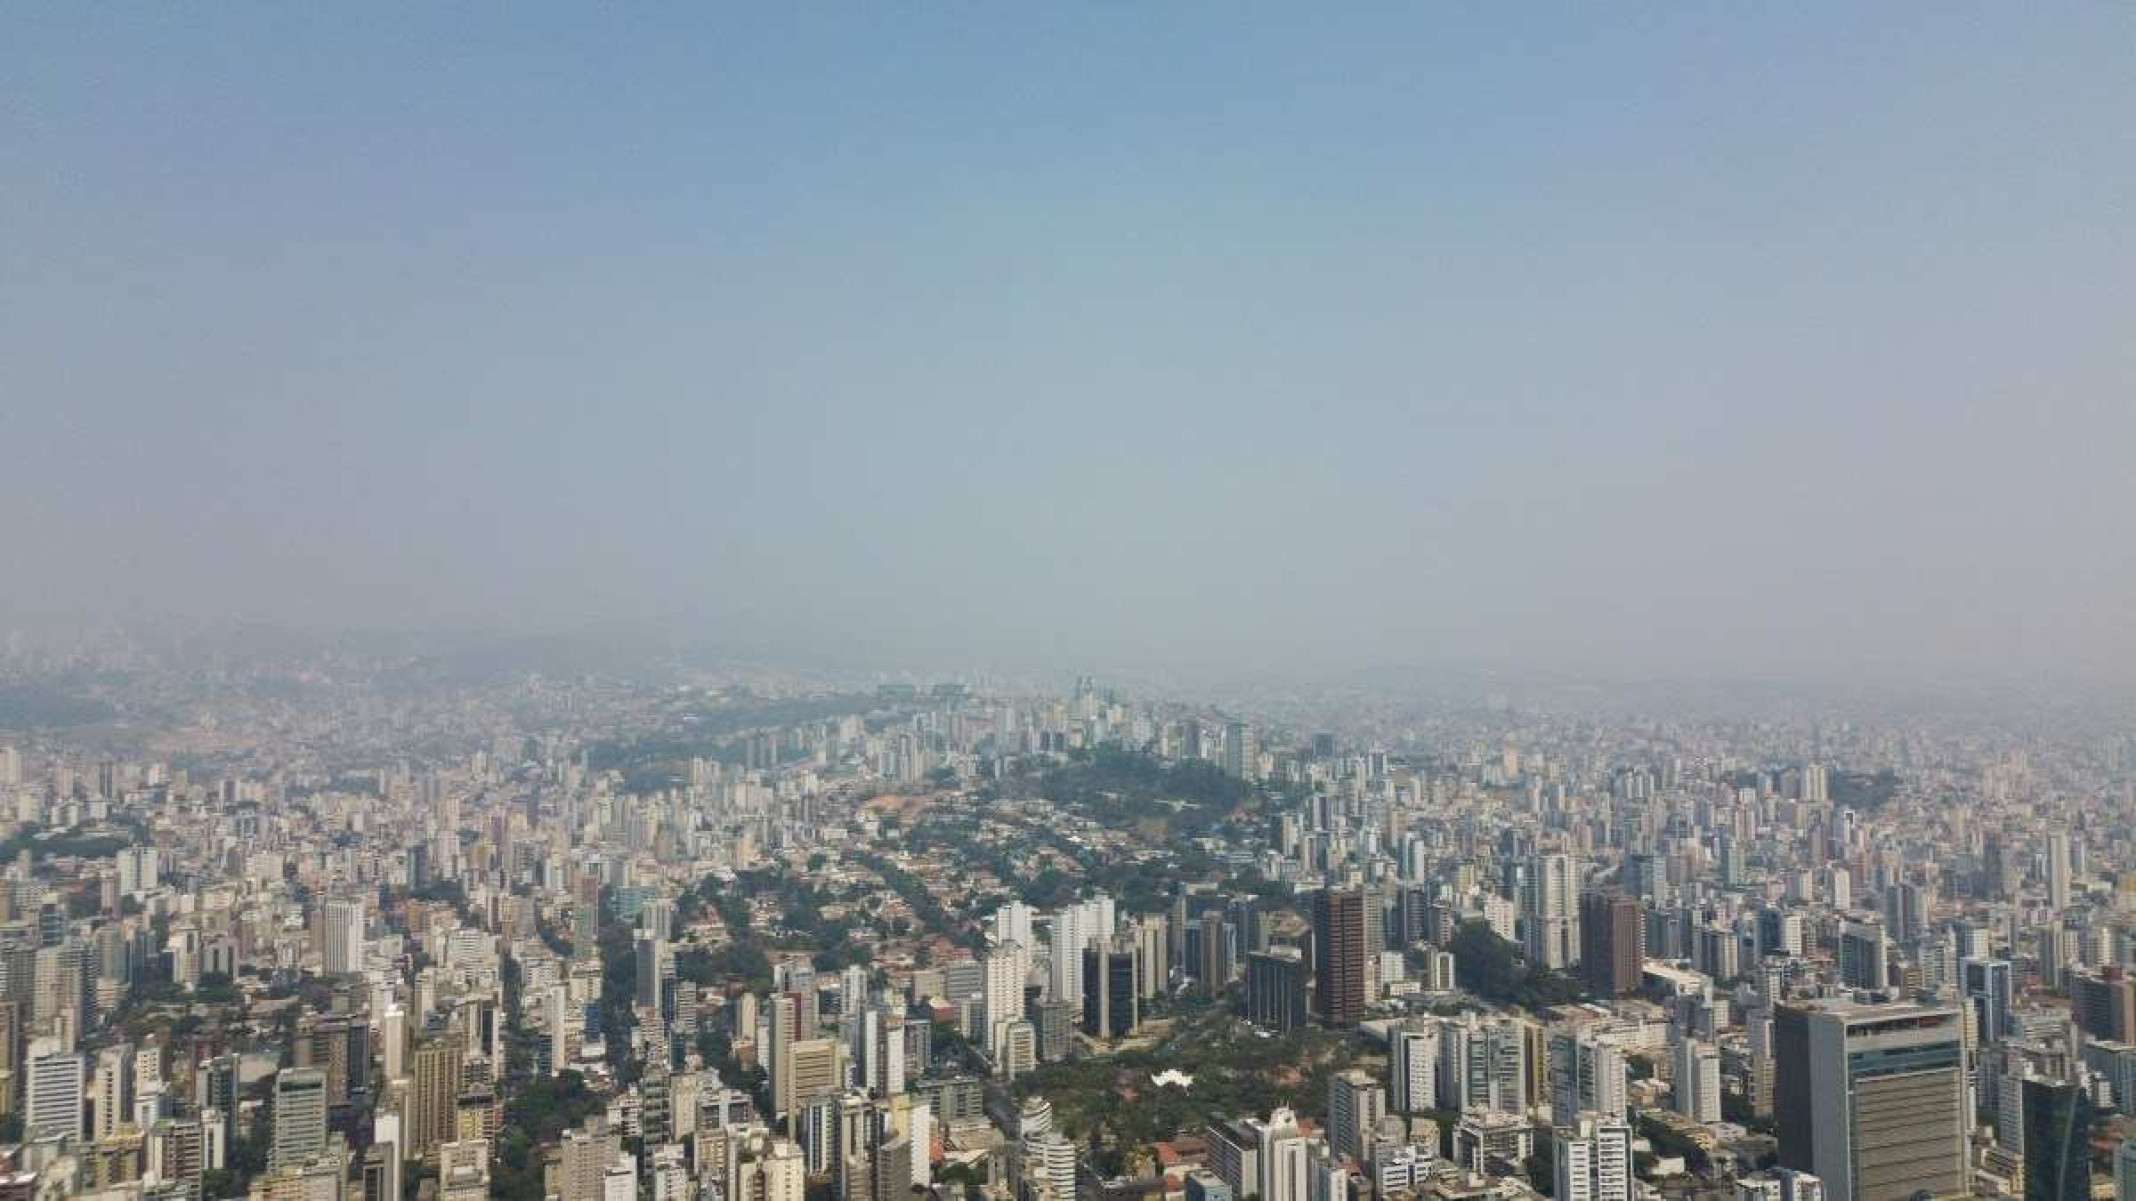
left=11, top=14, right=2136, bottom=1201
left=8, top=6, right=2132, bottom=681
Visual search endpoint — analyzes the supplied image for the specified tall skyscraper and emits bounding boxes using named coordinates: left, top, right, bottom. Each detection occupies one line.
left=1747, top=1006, right=1777, bottom=1117
left=983, top=945, right=1027, bottom=1055
left=323, top=900, right=366, bottom=976
left=407, top=1041, right=464, bottom=1162
left=1200, top=910, right=1236, bottom=993
left=1837, top=921, right=1889, bottom=991
left=197, top=1054, right=237, bottom=1152
left=1223, top=721, right=1253, bottom=780
left=635, top=936, right=670, bottom=1013
left=992, top=902, right=1035, bottom=953
left=1246, top=948, right=1308, bottom=1033
left=1578, top=892, right=1642, bottom=997
left=1551, top=1031, right=1627, bottom=1127
left=2021, top=1077, right=2092, bottom=1201
left=1131, top=915, right=1169, bottom=999
left=1389, top=1027, right=1439, bottom=1115
left=1881, top=882, right=1927, bottom=945
left=1963, top=959, right=2014, bottom=1044
left=1048, top=908, right=1085, bottom=1011
left=1776, top=1001, right=1968, bottom=1201
left=272, top=1067, right=329, bottom=1168
left=2046, top=832, right=2072, bottom=911
left=768, top=992, right=799, bottom=1120
left=1325, top=1069, right=1383, bottom=1163
left=1168, top=894, right=1190, bottom=987
left=1081, top=939, right=1138, bottom=1040
left=2114, top=1138, right=2136, bottom=1201
left=1311, top=888, right=1366, bottom=1028
left=1673, top=1037, right=1720, bottom=1124
left=1524, top=853, right=1579, bottom=971
left=93, top=1042, right=133, bottom=1141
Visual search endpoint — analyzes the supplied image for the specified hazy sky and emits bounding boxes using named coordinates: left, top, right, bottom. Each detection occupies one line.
left=6, top=6, right=2132, bottom=679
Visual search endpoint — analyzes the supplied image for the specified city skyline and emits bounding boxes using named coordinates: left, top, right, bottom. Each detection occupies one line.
left=4, top=12, right=2132, bottom=1201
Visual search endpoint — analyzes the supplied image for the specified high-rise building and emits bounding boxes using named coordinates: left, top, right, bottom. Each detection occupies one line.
left=2046, top=833, right=2072, bottom=911
left=833, top=1093, right=875, bottom=1201
left=1551, top=1031, right=1627, bottom=1127
left=1246, top=948, right=1309, bottom=1033
left=558, top=1120, right=615, bottom=1201
left=1524, top=854, right=1579, bottom=971
left=197, top=1054, right=237, bottom=1154
left=983, top=945, right=1027, bottom=1056
left=1200, top=909, right=1235, bottom=993
left=1422, top=948, right=1456, bottom=992
left=860, top=1011, right=905, bottom=1098
left=1131, top=915, right=1169, bottom=999
left=1047, top=909, right=1085, bottom=1012
left=740, top=1137, right=806, bottom=1201
left=272, top=1067, right=328, bottom=1168
left=1440, top=1014, right=1527, bottom=1115
left=872, top=1134, right=911, bottom=1201
left=117, top=847, right=160, bottom=897
left=407, top=1041, right=464, bottom=1162
left=1747, top=1007, right=1777, bottom=1117
left=2072, top=968, right=2136, bottom=1043
left=1837, top=921, right=1889, bottom=991
left=1168, top=894, right=1190, bottom=986
left=1205, top=1119, right=1260, bottom=1201
left=635, top=937, right=670, bottom=1014
left=1312, top=889, right=1366, bottom=1027
left=1390, top=1026, right=1439, bottom=1115
left=362, top=1140, right=399, bottom=1201
left=323, top=900, right=366, bottom=976
left=1024, top=1131, right=1077, bottom=1201
left=994, top=1020, right=1036, bottom=1081
left=2038, top=923, right=2078, bottom=991
left=1081, top=939, right=1139, bottom=1040
left=1033, top=1000, right=1072, bottom=1063
left=26, top=1038, right=82, bottom=1143
left=1223, top=722, right=1253, bottom=780
left=769, top=992, right=799, bottom=1120
left=1673, top=1037, right=1720, bottom=1124
left=1776, top=1001, right=1968, bottom=1201
left=1578, top=892, right=1643, bottom=997
left=92, top=1042, right=133, bottom=1141
left=1963, top=959, right=2013, bottom=1044
left=1881, top=883, right=1927, bottom=945
left=1553, top=1114, right=1632, bottom=1201
left=785, top=1039, right=841, bottom=1118
left=1244, top=1108, right=1310, bottom=1201
left=545, top=986, right=572, bottom=1076
left=1325, top=1069, right=1383, bottom=1163
left=993, top=901, right=1036, bottom=952
left=2021, top=1077, right=2092, bottom=1201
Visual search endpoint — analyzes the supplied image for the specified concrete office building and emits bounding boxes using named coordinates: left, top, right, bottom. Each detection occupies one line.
left=1776, top=1001, right=1968, bottom=1201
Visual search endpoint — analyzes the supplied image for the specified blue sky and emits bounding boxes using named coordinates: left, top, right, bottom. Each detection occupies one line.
left=5, top=6, right=2131, bottom=678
